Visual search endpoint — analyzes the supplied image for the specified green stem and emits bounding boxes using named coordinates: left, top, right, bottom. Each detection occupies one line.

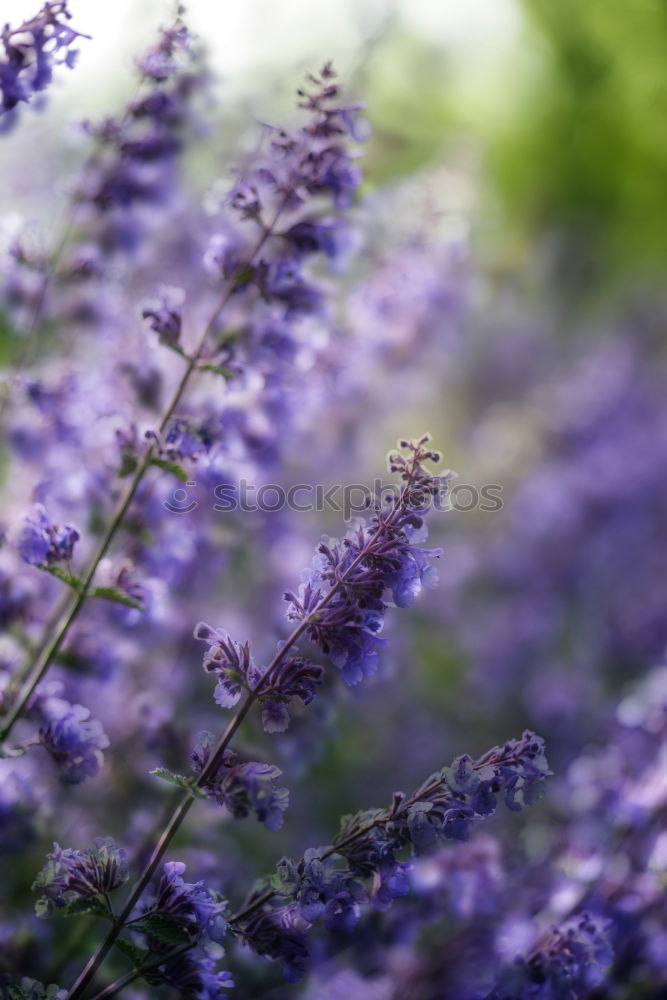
left=65, top=488, right=410, bottom=998
left=0, top=211, right=282, bottom=746
left=87, top=942, right=194, bottom=1000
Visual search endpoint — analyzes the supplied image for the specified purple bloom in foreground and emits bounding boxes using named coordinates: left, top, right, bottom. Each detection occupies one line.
left=0, top=2, right=88, bottom=120
left=191, top=734, right=289, bottom=831
left=18, top=504, right=79, bottom=566
left=32, top=838, right=128, bottom=914
left=285, top=436, right=449, bottom=685
left=489, top=912, right=613, bottom=999
left=143, top=860, right=228, bottom=945
left=36, top=695, right=109, bottom=784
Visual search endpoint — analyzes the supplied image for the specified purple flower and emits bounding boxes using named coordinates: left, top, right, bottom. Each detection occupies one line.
left=489, top=913, right=613, bottom=999
left=194, top=624, right=259, bottom=708
left=191, top=734, right=289, bottom=831
left=0, top=2, right=88, bottom=120
left=145, top=952, right=234, bottom=1000
left=283, top=219, right=347, bottom=259
left=284, top=436, right=448, bottom=686
left=32, top=838, right=128, bottom=914
left=195, top=624, right=324, bottom=731
left=142, top=284, right=185, bottom=347
left=255, top=258, right=324, bottom=317
left=142, top=860, right=227, bottom=945
left=36, top=696, right=109, bottom=784
left=17, top=504, right=79, bottom=566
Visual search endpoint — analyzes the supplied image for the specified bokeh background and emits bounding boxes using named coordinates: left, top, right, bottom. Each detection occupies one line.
left=2, top=0, right=667, bottom=993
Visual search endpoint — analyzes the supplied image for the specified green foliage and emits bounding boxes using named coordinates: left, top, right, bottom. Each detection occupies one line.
left=150, top=766, right=207, bottom=798
left=149, top=457, right=190, bottom=482
left=90, top=586, right=144, bottom=611
left=492, top=0, right=667, bottom=289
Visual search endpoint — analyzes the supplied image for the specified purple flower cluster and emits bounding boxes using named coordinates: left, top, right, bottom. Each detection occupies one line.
left=232, top=732, right=550, bottom=982
left=489, top=914, right=613, bottom=1000
left=194, top=623, right=323, bottom=731
left=34, top=692, right=109, bottom=784
left=75, top=12, right=200, bottom=220
left=191, top=734, right=289, bottom=831
left=285, top=437, right=448, bottom=685
left=140, top=860, right=228, bottom=945
left=17, top=504, right=79, bottom=567
left=0, top=2, right=87, bottom=121
left=32, top=838, right=127, bottom=914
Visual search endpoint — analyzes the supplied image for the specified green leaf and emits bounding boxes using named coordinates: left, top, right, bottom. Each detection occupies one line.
left=90, top=586, right=144, bottom=612
left=149, top=457, right=190, bottom=482
left=150, top=767, right=206, bottom=798
left=198, top=362, right=235, bottom=379
left=119, top=451, right=139, bottom=477
left=61, top=896, right=111, bottom=919
left=115, top=936, right=149, bottom=968
left=43, top=565, right=83, bottom=591
left=131, top=912, right=192, bottom=945
left=233, top=264, right=254, bottom=290
left=164, top=341, right=192, bottom=361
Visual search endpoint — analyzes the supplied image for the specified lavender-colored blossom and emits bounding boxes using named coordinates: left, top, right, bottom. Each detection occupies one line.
left=284, top=437, right=448, bottom=685
left=141, top=860, right=227, bottom=945
left=191, top=734, right=289, bottom=831
left=489, top=913, right=613, bottom=1000
left=142, top=284, right=185, bottom=347
left=144, top=952, right=234, bottom=1000
left=0, top=2, right=87, bottom=120
left=195, top=623, right=324, bottom=730
left=32, top=838, right=127, bottom=914
left=233, top=732, right=549, bottom=981
left=17, top=504, right=79, bottom=567
left=35, top=695, right=109, bottom=784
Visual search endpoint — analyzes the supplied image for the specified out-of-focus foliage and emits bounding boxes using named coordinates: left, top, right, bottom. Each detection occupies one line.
left=492, top=0, right=667, bottom=293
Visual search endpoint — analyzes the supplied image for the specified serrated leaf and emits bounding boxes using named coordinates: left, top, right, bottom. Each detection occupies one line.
left=150, top=767, right=206, bottom=798
left=149, top=457, right=190, bottom=482
left=43, top=565, right=83, bottom=591
left=198, top=362, right=234, bottom=379
left=90, top=586, right=144, bottom=612
left=115, top=936, right=149, bottom=968
left=131, top=912, right=192, bottom=945
left=63, top=896, right=111, bottom=919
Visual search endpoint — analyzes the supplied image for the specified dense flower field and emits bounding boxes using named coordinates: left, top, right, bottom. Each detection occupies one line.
left=1, top=3, right=667, bottom=999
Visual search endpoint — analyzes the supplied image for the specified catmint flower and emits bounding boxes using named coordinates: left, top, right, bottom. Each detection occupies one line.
left=0, top=2, right=88, bottom=121
left=36, top=695, right=109, bottom=784
left=255, top=258, right=323, bottom=317
left=191, top=734, right=289, bottom=831
left=195, top=623, right=324, bottom=731
left=489, top=913, right=613, bottom=999
left=234, top=731, right=550, bottom=981
left=17, top=504, right=79, bottom=566
left=142, top=284, right=185, bottom=347
left=142, top=860, right=228, bottom=945
left=74, top=10, right=202, bottom=226
left=145, top=953, right=234, bottom=1000
left=283, top=218, right=347, bottom=259
left=236, top=907, right=309, bottom=983
left=32, top=838, right=128, bottom=915
left=284, top=436, right=449, bottom=685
